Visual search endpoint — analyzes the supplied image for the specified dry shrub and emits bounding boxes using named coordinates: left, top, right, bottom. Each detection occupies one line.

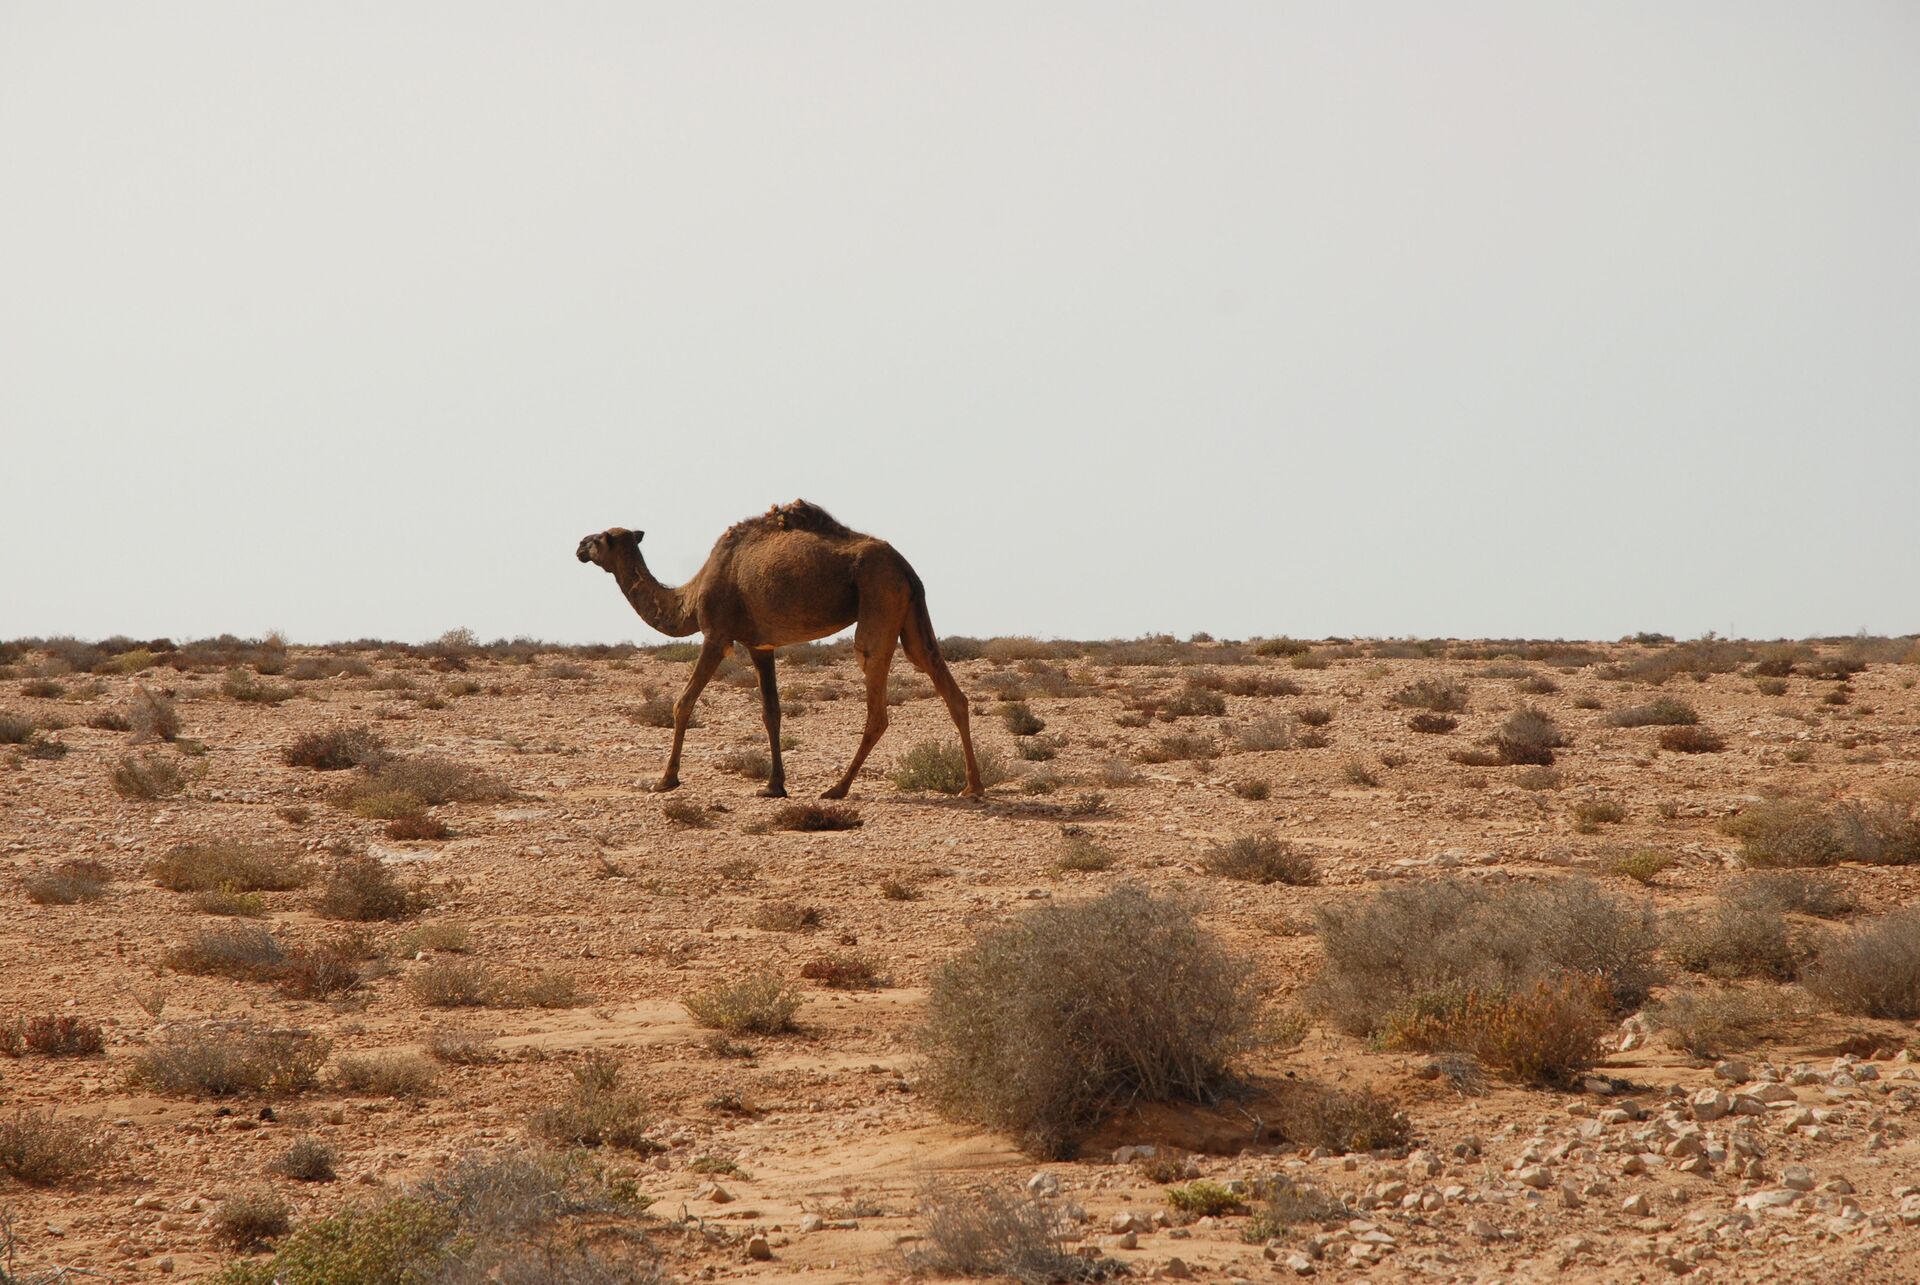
left=129, top=685, right=180, bottom=741
left=772, top=801, right=863, bottom=831
left=1570, top=798, right=1625, bottom=832
left=0, top=1110, right=108, bottom=1186
left=660, top=798, right=712, bottom=829
left=131, top=1023, right=329, bottom=1096
left=1391, top=678, right=1469, bottom=712
left=1605, top=849, right=1674, bottom=885
left=340, top=755, right=511, bottom=818
left=411, top=959, right=502, bottom=1008
left=316, top=854, right=427, bottom=921
left=269, top=1136, right=338, bottom=1182
left=1306, top=878, right=1658, bottom=1038
left=1384, top=975, right=1612, bottom=1085
left=214, top=1188, right=293, bottom=1250
left=1660, top=725, right=1726, bottom=754
left=1514, top=765, right=1561, bottom=791
left=1165, top=685, right=1227, bottom=718
left=1605, top=697, right=1699, bottom=727
left=529, top=1052, right=657, bottom=1152
left=1721, top=800, right=1847, bottom=868
left=0, top=1014, right=105, bottom=1058
left=152, top=840, right=312, bottom=892
left=1242, top=1175, right=1351, bottom=1238
left=165, top=924, right=290, bottom=981
left=224, top=668, right=294, bottom=705
left=285, top=725, right=387, bottom=771
left=1804, top=906, right=1920, bottom=1018
left=1647, top=985, right=1784, bottom=1058
left=685, top=970, right=801, bottom=1035
left=1407, top=712, right=1458, bottom=735
left=800, top=951, right=884, bottom=989
left=920, top=886, right=1266, bottom=1158
left=753, top=900, right=823, bottom=932
left=1340, top=758, right=1381, bottom=788
left=111, top=750, right=185, bottom=799
left=1163, top=1179, right=1242, bottom=1217
left=1202, top=835, right=1318, bottom=886
left=335, top=1052, right=438, bottom=1098
left=880, top=877, right=921, bottom=902
left=0, top=711, right=36, bottom=744
left=718, top=748, right=772, bottom=780
left=1279, top=1085, right=1413, bottom=1152
left=1231, top=778, right=1271, bottom=801
left=1297, top=706, right=1334, bottom=727
left=279, top=942, right=366, bottom=999
left=1235, top=713, right=1295, bottom=752
left=1137, top=732, right=1217, bottom=763
left=628, top=695, right=680, bottom=727
left=1734, top=870, right=1854, bottom=918
left=515, top=970, right=586, bottom=1009
left=386, top=813, right=451, bottom=841
left=193, top=887, right=266, bottom=916
left=1668, top=888, right=1806, bottom=980
left=999, top=701, right=1046, bottom=736
left=1055, top=830, right=1117, bottom=873
left=891, top=739, right=1009, bottom=793
left=1448, top=747, right=1501, bottom=767
left=1494, top=707, right=1565, bottom=766
left=425, top=1025, right=498, bottom=1065
left=906, top=1181, right=1102, bottom=1285
left=1833, top=799, right=1920, bottom=865
left=23, top=858, right=112, bottom=905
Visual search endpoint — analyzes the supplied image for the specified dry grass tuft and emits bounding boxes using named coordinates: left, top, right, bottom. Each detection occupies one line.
left=529, top=1052, right=658, bottom=1152
left=1659, top=725, right=1726, bottom=754
left=800, top=951, right=884, bottom=989
left=0, top=1014, right=105, bottom=1058
left=335, top=1052, right=438, bottom=1098
left=1605, top=697, right=1699, bottom=727
left=1804, top=906, right=1920, bottom=1018
left=131, top=1023, right=330, bottom=1097
left=1278, top=1085, right=1414, bottom=1152
left=269, top=1136, right=338, bottom=1182
left=1407, top=712, right=1458, bottom=735
left=0, top=1109, right=109, bottom=1186
left=907, top=1181, right=1102, bottom=1284
left=1384, top=975, right=1612, bottom=1085
left=111, top=750, right=186, bottom=799
left=1646, top=985, right=1784, bottom=1058
left=890, top=739, right=1010, bottom=793
left=285, top=725, right=387, bottom=771
left=213, top=1188, right=293, bottom=1250
left=1392, top=678, right=1469, bottom=712
left=315, top=854, right=428, bottom=921
left=1493, top=707, right=1565, bottom=766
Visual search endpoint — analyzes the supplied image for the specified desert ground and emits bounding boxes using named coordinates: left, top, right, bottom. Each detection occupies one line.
left=2, top=631, right=1919, bottom=1284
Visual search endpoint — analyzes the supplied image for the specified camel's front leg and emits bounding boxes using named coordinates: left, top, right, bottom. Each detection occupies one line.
left=657, top=638, right=727, bottom=792
left=823, top=638, right=896, bottom=799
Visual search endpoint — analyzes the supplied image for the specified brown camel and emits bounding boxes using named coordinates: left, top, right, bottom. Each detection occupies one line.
left=576, top=501, right=983, bottom=800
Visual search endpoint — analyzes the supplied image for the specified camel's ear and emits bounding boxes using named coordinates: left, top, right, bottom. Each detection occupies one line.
left=634, top=531, right=644, bottom=543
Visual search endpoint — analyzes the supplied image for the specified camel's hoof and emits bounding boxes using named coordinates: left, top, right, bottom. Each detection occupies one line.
left=652, top=779, right=681, bottom=793
left=820, top=786, right=850, bottom=800
left=757, top=784, right=788, bottom=799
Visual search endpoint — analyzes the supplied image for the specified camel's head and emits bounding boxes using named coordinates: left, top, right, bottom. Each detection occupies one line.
left=576, top=527, right=641, bottom=569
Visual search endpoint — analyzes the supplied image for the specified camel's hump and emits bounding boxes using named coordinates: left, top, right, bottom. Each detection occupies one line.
left=725, top=500, right=857, bottom=542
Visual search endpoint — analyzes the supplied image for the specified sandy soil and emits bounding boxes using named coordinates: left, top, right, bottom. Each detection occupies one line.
left=2, top=639, right=1918, bottom=1283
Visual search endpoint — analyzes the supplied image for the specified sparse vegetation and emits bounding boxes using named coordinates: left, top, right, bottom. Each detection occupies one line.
left=1668, top=888, right=1804, bottom=980
left=660, top=798, right=713, bottom=829
left=1660, top=724, right=1726, bottom=753
left=751, top=899, right=823, bottom=932
left=335, top=1052, right=438, bottom=1098
left=891, top=739, right=1009, bottom=793
left=213, top=1189, right=293, bottom=1250
left=1384, top=974, right=1613, bottom=1084
left=1392, top=677, right=1469, bottom=712
left=1493, top=706, right=1565, bottom=766
left=1570, top=798, right=1625, bottom=832
left=1605, top=697, right=1699, bottom=727
left=920, top=885, right=1268, bottom=1157
left=1055, top=830, right=1117, bottom=873
left=1647, top=985, right=1783, bottom=1058
left=530, top=1052, right=657, bottom=1151
left=1606, top=848, right=1674, bottom=884
left=999, top=701, right=1045, bottom=736
left=0, top=1014, right=105, bottom=1058
left=1407, top=712, right=1458, bottom=734
left=799, top=951, right=884, bottom=989
left=269, top=1136, right=339, bottom=1182
left=906, top=1181, right=1099, bottom=1284
left=718, top=748, right=772, bottom=780
left=1278, top=1084, right=1413, bottom=1152
left=411, top=959, right=502, bottom=1008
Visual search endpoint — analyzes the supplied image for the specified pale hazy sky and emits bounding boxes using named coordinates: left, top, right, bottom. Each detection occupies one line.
left=3, top=3, right=1915, bottom=645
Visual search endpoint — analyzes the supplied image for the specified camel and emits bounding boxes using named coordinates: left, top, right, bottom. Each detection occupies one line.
left=576, top=501, right=983, bottom=800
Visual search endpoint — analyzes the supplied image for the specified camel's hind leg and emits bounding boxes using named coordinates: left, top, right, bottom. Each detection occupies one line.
left=657, top=638, right=727, bottom=792
left=748, top=648, right=787, bottom=798
left=900, top=598, right=984, bottom=798
left=822, top=623, right=898, bottom=800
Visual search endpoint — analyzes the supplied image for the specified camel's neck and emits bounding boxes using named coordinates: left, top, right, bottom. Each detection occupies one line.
left=608, top=551, right=699, bottom=638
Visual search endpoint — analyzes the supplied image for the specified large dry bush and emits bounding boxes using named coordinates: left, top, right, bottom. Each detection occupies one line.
left=112, top=750, right=185, bottom=799
left=316, top=854, right=428, bottom=921
left=1277, top=1085, right=1413, bottom=1153
left=1722, top=798, right=1920, bottom=868
left=23, top=858, right=112, bottom=905
left=905, top=1182, right=1102, bottom=1284
left=1646, top=985, right=1785, bottom=1058
left=1306, top=877, right=1658, bottom=1039
left=1804, top=907, right=1920, bottom=1018
left=0, top=1109, right=109, bottom=1186
left=1493, top=707, right=1566, bottom=766
left=1384, top=975, right=1612, bottom=1084
left=920, top=885, right=1268, bottom=1158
